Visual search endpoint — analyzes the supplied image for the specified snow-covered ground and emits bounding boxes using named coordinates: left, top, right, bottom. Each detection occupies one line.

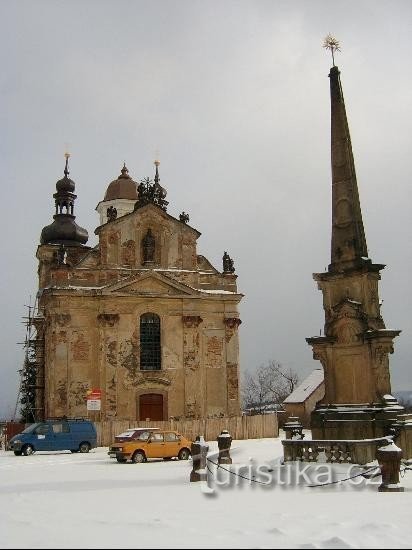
left=1, top=436, right=411, bottom=549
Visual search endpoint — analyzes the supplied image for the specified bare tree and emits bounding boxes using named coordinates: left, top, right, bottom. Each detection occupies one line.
left=241, top=360, right=299, bottom=414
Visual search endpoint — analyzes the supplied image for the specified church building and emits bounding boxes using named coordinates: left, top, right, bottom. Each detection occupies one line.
left=33, top=158, right=243, bottom=421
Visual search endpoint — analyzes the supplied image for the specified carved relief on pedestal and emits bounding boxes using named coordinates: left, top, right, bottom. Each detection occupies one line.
left=373, top=343, right=393, bottom=397
left=326, top=300, right=367, bottom=345
left=368, top=279, right=379, bottom=317
left=224, top=317, right=242, bottom=342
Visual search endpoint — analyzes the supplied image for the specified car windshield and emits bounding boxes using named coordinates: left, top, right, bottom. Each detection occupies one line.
left=21, top=423, right=41, bottom=434
left=116, top=431, right=136, bottom=438
left=115, top=428, right=159, bottom=439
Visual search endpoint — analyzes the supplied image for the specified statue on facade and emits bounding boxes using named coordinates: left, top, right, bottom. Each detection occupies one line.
left=223, top=251, right=235, bottom=273
left=179, top=211, right=189, bottom=224
left=135, top=176, right=169, bottom=212
left=106, top=205, right=117, bottom=222
left=142, top=228, right=155, bottom=263
left=56, top=243, right=66, bottom=265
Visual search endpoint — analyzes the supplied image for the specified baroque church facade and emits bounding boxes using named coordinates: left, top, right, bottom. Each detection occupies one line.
left=33, top=158, right=243, bottom=421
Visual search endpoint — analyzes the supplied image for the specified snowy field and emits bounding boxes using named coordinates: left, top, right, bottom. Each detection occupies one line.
left=1, top=436, right=411, bottom=549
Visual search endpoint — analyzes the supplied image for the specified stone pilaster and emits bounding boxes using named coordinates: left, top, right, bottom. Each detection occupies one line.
left=224, top=317, right=242, bottom=415
left=182, top=315, right=203, bottom=418
left=97, top=313, right=120, bottom=419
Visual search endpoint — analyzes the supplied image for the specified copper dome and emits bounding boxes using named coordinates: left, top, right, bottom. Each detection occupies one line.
left=104, top=164, right=138, bottom=201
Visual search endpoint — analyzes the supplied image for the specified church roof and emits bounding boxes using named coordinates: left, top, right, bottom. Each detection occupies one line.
left=103, top=164, right=138, bottom=201
left=40, top=156, right=88, bottom=246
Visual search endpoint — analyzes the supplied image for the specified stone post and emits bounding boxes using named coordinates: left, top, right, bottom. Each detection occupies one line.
left=217, top=429, right=233, bottom=464
left=190, top=435, right=209, bottom=482
left=283, top=416, right=304, bottom=440
left=376, top=440, right=404, bottom=492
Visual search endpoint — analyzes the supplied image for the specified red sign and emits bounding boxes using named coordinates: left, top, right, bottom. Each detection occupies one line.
left=87, top=389, right=102, bottom=400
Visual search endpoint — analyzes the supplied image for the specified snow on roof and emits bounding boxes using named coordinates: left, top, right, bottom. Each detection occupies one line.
left=283, top=369, right=324, bottom=404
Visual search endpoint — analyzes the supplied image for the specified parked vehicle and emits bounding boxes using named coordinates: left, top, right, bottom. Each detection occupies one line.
left=108, top=429, right=192, bottom=463
left=114, top=427, right=159, bottom=442
left=8, top=418, right=97, bottom=456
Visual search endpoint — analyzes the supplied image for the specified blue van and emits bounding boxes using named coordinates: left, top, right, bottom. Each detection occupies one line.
left=8, top=418, right=97, bottom=455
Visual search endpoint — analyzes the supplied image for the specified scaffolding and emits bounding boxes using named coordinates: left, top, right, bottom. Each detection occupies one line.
left=14, top=296, right=45, bottom=422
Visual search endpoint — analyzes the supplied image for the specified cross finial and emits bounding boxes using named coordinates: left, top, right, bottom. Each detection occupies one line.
left=64, top=149, right=71, bottom=177
left=323, top=34, right=341, bottom=66
left=154, top=155, right=160, bottom=185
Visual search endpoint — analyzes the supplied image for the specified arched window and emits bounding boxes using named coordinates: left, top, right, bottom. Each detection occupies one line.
left=140, top=313, right=161, bottom=370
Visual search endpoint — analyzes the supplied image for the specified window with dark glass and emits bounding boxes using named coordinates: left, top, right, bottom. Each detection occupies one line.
left=140, top=313, right=161, bottom=370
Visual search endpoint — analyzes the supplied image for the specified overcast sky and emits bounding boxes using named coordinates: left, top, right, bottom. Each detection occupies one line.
left=1, top=0, right=411, bottom=419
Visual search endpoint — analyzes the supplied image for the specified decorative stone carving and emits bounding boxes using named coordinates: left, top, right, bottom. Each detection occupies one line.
left=312, top=346, right=328, bottom=369
left=179, top=211, right=189, bottom=223
left=326, top=300, right=367, bottom=344
left=134, top=374, right=171, bottom=386
left=182, top=315, right=203, bottom=328
left=135, top=176, right=168, bottom=211
left=332, top=318, right=364, bottom=344
left=222, top=251, right=235, bottom=273
left=142, top=228, right=155, bottom=263
left=224, top=317, right=242, bottom=342
left=106, top=205, right=117, bottom=222
left=97, top=313, right=120, bottom=327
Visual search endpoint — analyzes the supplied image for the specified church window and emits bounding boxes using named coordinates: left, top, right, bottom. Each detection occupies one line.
left=140, top=313, right=161, bottom=370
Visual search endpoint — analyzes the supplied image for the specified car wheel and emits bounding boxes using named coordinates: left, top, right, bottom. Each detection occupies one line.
left=79, top=442, right=90, bottom=453
left=14, top=451, right=22, bottom=456
left=131, top=450, right=146, bottom=464
left=23, top=444, right=35, bottom=456
left=178, top=448, right=190, bottom=460
left=116, top=458, right=127, bottom=463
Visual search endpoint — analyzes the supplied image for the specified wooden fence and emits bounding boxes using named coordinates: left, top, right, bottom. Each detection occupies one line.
left=94, top=414, right=278, bottom=447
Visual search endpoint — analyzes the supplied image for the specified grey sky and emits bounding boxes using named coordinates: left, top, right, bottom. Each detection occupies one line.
left=1, top=0, right=411, bottom=418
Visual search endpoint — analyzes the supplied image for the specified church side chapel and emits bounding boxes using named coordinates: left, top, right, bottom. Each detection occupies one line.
left=34, top=157, right=243, bottom=421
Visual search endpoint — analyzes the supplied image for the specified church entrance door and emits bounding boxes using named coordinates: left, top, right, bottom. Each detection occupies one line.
left=139, top=393, right=164, bottom=421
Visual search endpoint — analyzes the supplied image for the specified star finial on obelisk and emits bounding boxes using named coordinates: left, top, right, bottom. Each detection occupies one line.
left=323, top=34, right=341, bottom=66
